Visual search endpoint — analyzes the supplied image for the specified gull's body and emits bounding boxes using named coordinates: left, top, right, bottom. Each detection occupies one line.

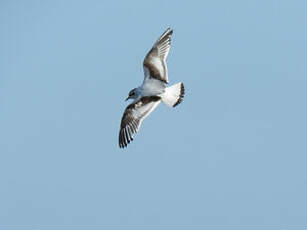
left=119, top=28, right=185, bottom=148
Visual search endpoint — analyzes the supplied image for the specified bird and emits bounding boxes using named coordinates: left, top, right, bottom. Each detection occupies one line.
left=118, top=28, right=185, bottom=148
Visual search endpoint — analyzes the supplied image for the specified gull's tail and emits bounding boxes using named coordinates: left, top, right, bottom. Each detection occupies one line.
left=162, top=82, right=185, bottom=107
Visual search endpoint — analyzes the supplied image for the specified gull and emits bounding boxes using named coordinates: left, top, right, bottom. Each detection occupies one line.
left=118, top=28, right=185, bottom=148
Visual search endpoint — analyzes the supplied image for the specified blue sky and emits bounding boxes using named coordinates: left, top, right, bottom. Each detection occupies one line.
left=1, top=0, right=307, bottom=229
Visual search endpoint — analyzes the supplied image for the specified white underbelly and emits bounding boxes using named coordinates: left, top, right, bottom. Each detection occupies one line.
left=140, top=78, right=165, bottom=96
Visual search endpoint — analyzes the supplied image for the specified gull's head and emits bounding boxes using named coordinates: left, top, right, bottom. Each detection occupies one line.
left=126, top=88, right=139, bottom=101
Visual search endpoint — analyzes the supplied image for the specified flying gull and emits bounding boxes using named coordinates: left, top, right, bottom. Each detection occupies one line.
left=118, top=28, right=185, bottom=148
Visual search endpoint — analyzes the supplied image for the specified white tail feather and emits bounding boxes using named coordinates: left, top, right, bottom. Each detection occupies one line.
left=162, top=82, right=185, bottom=107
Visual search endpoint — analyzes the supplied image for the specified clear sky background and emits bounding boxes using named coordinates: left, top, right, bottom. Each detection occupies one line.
left=1, top=0, right=307, bottom=229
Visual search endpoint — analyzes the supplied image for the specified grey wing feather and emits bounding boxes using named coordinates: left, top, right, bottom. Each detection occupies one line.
left=119, top=96, right=161, bottom=148
left=143, top=28, right=173, bottom=84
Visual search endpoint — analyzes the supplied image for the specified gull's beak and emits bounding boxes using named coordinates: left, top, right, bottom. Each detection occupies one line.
left=125, top=96, right=129, bottom=101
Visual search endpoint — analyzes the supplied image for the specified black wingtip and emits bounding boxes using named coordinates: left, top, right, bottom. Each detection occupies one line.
left=159, top=27, right=173, bottom=40
left=119, top=129, right=135, bottom=149
left=165, top=27, right=173, bottom=36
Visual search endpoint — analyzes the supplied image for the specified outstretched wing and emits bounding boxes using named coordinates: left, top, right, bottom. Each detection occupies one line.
left=119, top=96, right=161, bottom=148
left=143, top=28, right=173, bottom=84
